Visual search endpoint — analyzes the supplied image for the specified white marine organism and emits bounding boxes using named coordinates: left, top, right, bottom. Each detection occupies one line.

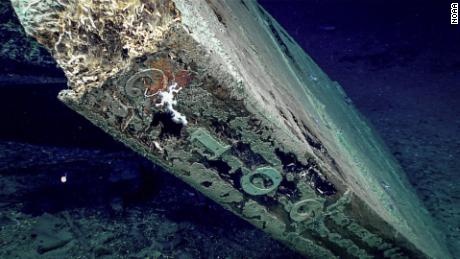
left=155, top=82, right=188, bottom=126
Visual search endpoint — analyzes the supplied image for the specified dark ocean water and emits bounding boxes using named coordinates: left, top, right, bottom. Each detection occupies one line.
left=0, top=0, right=459, bottom=258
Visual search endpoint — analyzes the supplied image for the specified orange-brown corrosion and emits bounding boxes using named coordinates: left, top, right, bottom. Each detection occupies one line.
left=143, top=57, right=192, bottom=96
left=174, top=70, right=192, bottom=88
left=143, top=74, right=166, bottom=95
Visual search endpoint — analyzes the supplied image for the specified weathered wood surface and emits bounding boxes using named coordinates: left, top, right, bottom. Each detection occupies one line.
left=11, top=0, right=451, bottom=258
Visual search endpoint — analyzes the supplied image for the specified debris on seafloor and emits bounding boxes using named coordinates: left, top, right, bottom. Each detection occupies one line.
left=31, top=213, right=73, bottom=255
left=9, top=0, right=452, bottom=258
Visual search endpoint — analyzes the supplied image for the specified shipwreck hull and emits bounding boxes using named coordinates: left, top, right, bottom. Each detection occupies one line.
left=11, top=0, right=451, bottom=258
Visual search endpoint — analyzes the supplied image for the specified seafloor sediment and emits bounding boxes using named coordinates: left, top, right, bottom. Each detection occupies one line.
left=0, top=141, right=302, bottom=258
